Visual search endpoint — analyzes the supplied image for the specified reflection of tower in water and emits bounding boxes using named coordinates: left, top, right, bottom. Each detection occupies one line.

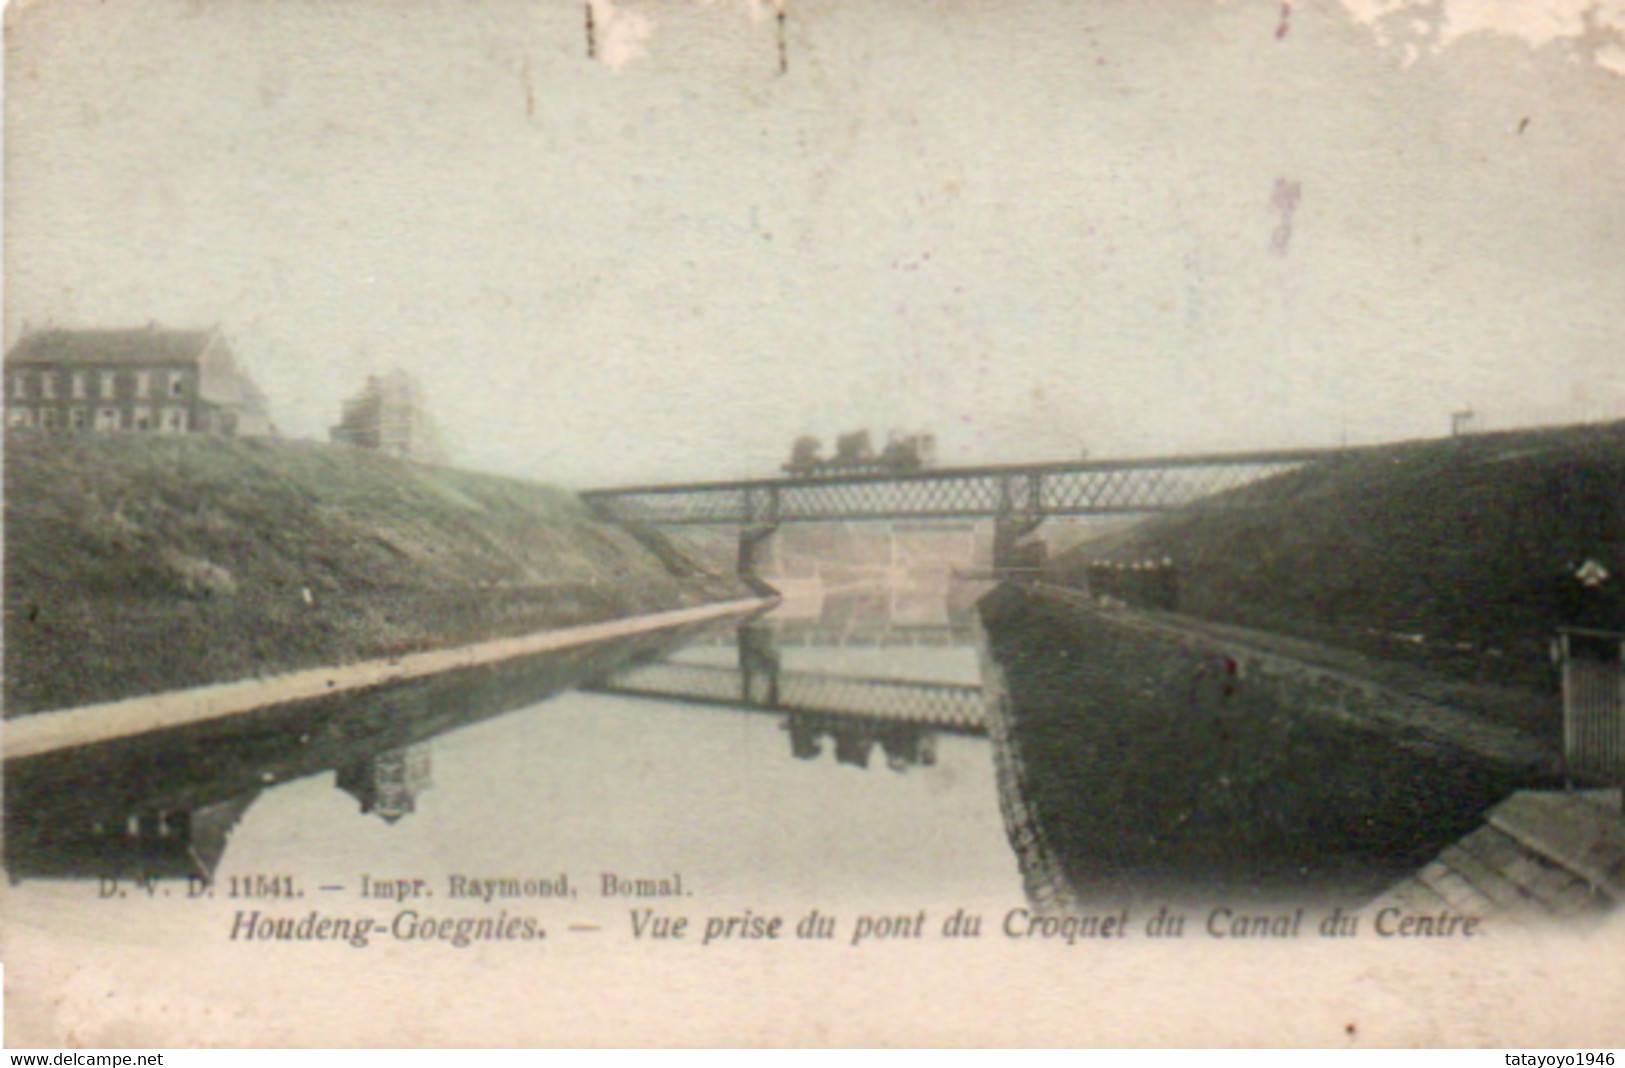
left=336, top=746, right=433, bottom=823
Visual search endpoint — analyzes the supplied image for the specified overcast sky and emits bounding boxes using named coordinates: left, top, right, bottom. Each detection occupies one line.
left=6, top=0, right=1624, bottom=486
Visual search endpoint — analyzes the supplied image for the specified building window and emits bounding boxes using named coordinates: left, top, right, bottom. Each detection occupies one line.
left=100, top=372, right=117, bottom=400
left=69, top=408, right=89, bottom=430
left=168, top=372, right=186, bottom=398
left=132, top=407, right=153, bottom=431
left=136, top=371, right=152, bottom=398
left=71, top=372, right=88, bottom=399
left=40, top=407, right=59, bottom=429
left=7, top=406, right=34, bottom=428
left=95, top=407, right=120, bottom=432
left=40, top=373, right=57, bottom=400
left=161, top=406, right=188, bottom=433
left=9, top=373, right=24, bottom=399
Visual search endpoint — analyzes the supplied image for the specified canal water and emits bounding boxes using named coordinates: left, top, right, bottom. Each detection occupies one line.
left=1, top=594, right=1603, bottom=1048
left=6, top=589, right=1547, bottom=927
left=5, top=616, right=1022, bottom=925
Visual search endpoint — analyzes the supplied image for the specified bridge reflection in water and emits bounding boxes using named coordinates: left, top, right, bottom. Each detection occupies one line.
left=3, top=612, right=748, bottom=884
left=5, top=614, right=1004, bottom=891
left=586, top=623, right=986, bottom=773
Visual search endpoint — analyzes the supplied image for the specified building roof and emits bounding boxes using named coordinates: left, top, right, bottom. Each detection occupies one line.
left=5, top=327, right=220, bottom=367
left=204, top=363, right=272, bottom=410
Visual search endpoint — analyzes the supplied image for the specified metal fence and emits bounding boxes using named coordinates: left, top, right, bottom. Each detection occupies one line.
left=588, top=660, right=988, bottom=734
left=580, top=448, right=1339, bottom=527
left=1557, top=628, right=1624, bottom=808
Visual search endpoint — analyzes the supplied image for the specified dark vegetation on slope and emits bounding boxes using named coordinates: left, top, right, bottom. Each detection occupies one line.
left=1049, top=422, right=1625, bottom=695
left=4, top=432, right=745, bottom=715
left=980, top=584, right=1532, bottom=906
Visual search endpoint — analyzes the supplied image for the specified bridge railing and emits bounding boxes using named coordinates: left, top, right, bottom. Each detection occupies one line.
left=587, top=659, right=988, bottom=735
left=581, top=447, right=1342, bottom=527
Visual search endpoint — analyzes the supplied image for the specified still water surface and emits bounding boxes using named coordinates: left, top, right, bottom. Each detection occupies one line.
left=7, top=635, right=1022, bottom=932
left=239, top=645, right=1013, bottom=907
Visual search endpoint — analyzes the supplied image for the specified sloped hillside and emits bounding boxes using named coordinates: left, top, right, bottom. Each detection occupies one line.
left=4, top=432, right=744, bottom=715
left=1050, top=422, right=1625, bottom=691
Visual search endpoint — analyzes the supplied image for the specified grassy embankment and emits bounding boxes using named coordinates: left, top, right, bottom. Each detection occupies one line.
left=4, top=432, right=746, bottom=716
left=989, top=424, right=1623, bottom=902
left=1048, top=422, right=1625, bottom=709
left=979, top=583, right=1531, bottom=905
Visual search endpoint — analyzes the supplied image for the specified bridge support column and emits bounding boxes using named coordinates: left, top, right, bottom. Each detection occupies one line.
left=993, top=472, right=1048, bottom=575
left=737, top=485, right=782, bottom=598
left=738, top=524, right=781, bottom=598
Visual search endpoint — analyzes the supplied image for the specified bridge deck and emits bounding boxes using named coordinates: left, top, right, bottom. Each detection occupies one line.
left=582, top=445, right=1347, bottom=526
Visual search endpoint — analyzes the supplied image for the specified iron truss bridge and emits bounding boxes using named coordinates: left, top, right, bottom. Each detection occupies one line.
left=584, top=660, right=987, bottom=736
left=579, top=446, right=1344, bottom=528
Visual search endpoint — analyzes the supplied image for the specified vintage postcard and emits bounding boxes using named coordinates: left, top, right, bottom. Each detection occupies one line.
left=4, top=0, right=1624, bottom=1049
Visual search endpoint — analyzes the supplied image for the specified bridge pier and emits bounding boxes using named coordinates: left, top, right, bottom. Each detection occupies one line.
left=993, top=472, right=1048, bottom=575
left=737, top=485, right=782, bottom=598
left=737, top=525, right=782, bottom=597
